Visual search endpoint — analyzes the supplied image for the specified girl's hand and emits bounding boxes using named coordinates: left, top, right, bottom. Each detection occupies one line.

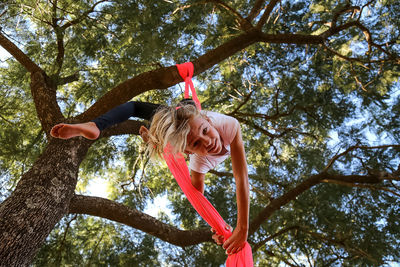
left=211, top=228, right=224, bottom=245
left=222, top=227, right=248, bottom=255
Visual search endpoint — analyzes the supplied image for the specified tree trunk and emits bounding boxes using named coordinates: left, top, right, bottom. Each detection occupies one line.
left=0, top=138, right=90, bottom=266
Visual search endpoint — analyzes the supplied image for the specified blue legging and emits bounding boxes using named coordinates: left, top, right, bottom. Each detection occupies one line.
left=92, top=101, right=161, bottom=131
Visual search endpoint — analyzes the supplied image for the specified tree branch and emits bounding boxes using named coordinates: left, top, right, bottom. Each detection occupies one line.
left=249, top=173, right=326, bottom=235
left=253, top=225, right=300, bottom=251
left=60, top=0, right=110, bottom=30
left=99, top=120, right=145, bottom=138
left=247, top=0, right=267, bottom=22
left=299, top=225, right=377, bottom=263
left=30, top=72, right=64, bottom=132
left=53, top=28, right=65, bottom=76
left=321, top=18, right=399, bottom=64
left=75, top=29, right=263, bottom=122
left=75, top=30, right=325, bottom=123
left=331, top=4, right=361, bottom=29
left=208, top=0, right=251, bottom=31
left=56, top=214, right=77, bottom=265
left=249, top=167, right=399, bottom=237
left=50, top=0, right=65, bottom=76
left=234, top=116, right=282, bottom=138
left=259, top=32, right=324, bottom=45
left=230, top=103, right=313, bottom=121
left=322, top=180, right=400, bottom=197
left=227, top=89, right=253, bottom=115
left=209, top=169, right=289, bottom=189
left=173, top=0, right=252, bottom=30
left=322, top=173, right=384, bottom=184
left=255, top=0, right=281, bottom=29
left=52, top=73, right=80, bottom=86
left=323, top=144, right=400, bottom=172
left=68, top=194, right=213, bottom=247
left=0, top=31, right=42, bottom=73
left=0, top=23, right=63, bottom=132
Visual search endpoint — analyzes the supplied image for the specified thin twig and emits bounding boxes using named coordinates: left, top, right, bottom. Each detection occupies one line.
left=323, top=144, right=400, bottom=172
left=255, top=0, right=281, bottom=29
left=322, top=179, right=400, bottom=197
left=247, top=0, right=267, bottom=22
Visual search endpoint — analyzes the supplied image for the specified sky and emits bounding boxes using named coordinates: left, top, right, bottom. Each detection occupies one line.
left=0, top=46, right=11, bottom=67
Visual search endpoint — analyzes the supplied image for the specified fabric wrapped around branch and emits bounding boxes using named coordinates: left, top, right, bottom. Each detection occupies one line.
left=176, top=62, right=201, bottom=110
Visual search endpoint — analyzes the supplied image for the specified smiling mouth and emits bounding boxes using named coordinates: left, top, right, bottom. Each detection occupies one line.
left=208, top=140, right=217, bottom=153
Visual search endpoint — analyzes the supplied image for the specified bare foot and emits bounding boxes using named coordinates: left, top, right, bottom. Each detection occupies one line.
left=50, top=122, right=100, bottom=140
left=139, top=126, right=149, bottom=143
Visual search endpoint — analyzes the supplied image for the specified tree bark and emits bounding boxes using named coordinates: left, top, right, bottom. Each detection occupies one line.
left=69, top=195, right=212, bottom=246
left=0, top=139, right=90, bottom=266
left=30, top=71, right=64, bottom=133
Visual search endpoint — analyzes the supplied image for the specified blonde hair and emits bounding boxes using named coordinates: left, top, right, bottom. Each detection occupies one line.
left=145, top=103, right=202, bottom=159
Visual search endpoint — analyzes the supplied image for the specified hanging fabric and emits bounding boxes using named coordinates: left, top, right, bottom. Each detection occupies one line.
left=176, top=62, right=201, bottom=110
left=162, top=62, right=253, bottom=266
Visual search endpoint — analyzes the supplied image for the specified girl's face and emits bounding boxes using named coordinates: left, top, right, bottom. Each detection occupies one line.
left=185, top=116, right=222, bottom=156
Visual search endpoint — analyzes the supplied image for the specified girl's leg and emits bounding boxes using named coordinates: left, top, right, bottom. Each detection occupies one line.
left=92, top=101, right=161, bottom=131
left=50, top=101, right=161, bottom=139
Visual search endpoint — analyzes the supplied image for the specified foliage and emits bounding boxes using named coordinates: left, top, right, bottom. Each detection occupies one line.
left=33, top=215, right=160, bottom=267
left=1, top=0, right=399, bottom=266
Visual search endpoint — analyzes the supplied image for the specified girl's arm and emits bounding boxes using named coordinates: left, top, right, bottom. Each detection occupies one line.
left=190, top=170, right=205, bottom=194
left=222, top=125, right=249, bottom=255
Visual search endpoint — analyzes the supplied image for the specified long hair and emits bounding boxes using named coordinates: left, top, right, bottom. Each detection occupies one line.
left=145, top=102, right=203, bottom=159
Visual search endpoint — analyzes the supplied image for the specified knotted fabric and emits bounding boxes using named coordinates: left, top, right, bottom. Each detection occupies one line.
left=161, top=62, right=254, bottom=266
left=176, top=62, right=201, bottom=110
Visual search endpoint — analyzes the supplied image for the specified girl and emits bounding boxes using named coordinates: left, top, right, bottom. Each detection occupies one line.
left=50, top=100, right=250, bottom=255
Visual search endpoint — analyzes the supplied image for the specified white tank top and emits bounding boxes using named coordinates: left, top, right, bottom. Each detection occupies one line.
left=189, top=111, right=239, bottom=174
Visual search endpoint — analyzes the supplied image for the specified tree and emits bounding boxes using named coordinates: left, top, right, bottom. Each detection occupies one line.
left=0, top=0, right=399, bottom=266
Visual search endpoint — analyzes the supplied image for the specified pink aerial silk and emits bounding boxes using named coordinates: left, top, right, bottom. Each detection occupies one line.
left=162, top=62, right=253, bottom=266
left=176, top=62, right=201, bottom=110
